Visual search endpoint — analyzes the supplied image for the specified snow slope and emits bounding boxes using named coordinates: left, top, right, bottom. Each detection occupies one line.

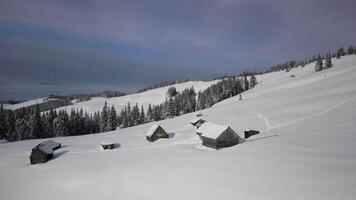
left=55, top=80, right=218, bottom=114
left=3, top=97, right=56, bottom=110
left=1, top=55, right=356, bottom=200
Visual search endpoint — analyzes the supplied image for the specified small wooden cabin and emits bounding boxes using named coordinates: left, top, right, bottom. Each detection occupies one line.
left=244, top=130, right=260, bottom=139
left=101, top=142, right=120, bottom=150
left=30, top=140, right=61, bottom=164
left=190, top=118, right=206, bottom=129
left=197, top=123, right=245, bottom=149
left=146, top=124, right=169, bottom=142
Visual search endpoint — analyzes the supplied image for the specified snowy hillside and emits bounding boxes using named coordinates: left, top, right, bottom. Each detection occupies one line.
left=1, top=55, right=356, bottom=200
left=55, top=80, right=219, bottom=114
left=3, top=97, right=56, bottom=110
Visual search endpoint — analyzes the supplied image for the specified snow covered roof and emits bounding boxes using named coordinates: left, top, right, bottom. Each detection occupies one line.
left=190, top=118, right=205, bottom=124
left=34, top=140, right=61, bottom=154
left=146, top=124, right=160, bottom=137
left=40, top=140, right=61, bottom=150
left=197, top=122, right=229, bottom=139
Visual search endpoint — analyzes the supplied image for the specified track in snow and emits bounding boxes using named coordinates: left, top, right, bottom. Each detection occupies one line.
left=257, top=95, right=356, bottom=132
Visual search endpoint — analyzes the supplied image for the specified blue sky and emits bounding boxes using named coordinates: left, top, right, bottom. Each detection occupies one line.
left=0, top=0, right=355, bottom=100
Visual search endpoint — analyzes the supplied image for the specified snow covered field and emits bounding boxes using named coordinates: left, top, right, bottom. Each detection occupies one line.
left=55, top=80, right=219, bottom=114
left=3, top=97, right=56, bottom=110
left=1, top=55, right=356, bottom=200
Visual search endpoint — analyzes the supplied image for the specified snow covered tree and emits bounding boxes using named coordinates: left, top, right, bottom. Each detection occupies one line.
left=146, top=104, right=153, bottom=122
left=14, top=117, right=27, bottom=141
left=42, top=109, right=57, bottom=138
left=131, top=104, right=140, bottom=126
left=167, top=97, right=176, bottom=118
left=53, top=116, right=67, bottom=137
left=29, top=104, right=43, bottom=139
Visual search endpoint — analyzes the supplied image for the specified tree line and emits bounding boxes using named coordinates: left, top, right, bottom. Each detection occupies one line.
left=266, top=45, right=356, bottom=73
left=0, top=103, right=117, bottom=141
left=0, top=75, right=257, bottom=141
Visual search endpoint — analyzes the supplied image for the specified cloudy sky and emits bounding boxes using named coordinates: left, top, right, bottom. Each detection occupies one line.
left=0, top=0, right=355, bottom=100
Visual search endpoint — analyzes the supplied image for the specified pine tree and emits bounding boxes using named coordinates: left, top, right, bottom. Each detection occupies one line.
left=100, top=101, right=109, bottom=132
left=110, top=105, right=117, bottom=130
left=6, top=110, right=16, bottom=141
left=315, top=54, right=323, bottom=72
left=167, top=86, right=177, bottom=98
left=146, top=104, right=153, bottom=122
left=93, top=111, right=101, bottom=133
left=140, top=105, right=145, bottom=124
left=347, top=45, right=355, bottom=55
left=53, top=116, right=67, bottom=137
left=29, top=104, right=42, bottom=139
left=249, top=75, right=257, bottom=88
left=131, top=104, right=140, bottom=126
left=325, top=53, right=332, bottom=69
left=167, top=97, right=176, bottom=118
left=243, top=76, right=249, bottom=90
left=336, top=47, right=345, bottom=59
left=15, top=118, right=26, bottom=141
left=239, top=94, right=242, bottom=101
left=0, top=104, right=7, bottom=139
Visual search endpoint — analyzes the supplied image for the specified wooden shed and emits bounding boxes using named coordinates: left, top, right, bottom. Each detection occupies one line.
left=30, top=140, right=61, bottom=164
left=101, top=142, right=120, bottom=150
left=244, top=130, right=260, bottom=139
left=190, top=118, right=206, bottom=129
left=197, top=123, right=245, bottom=149
left=146, top=124, right=169, bottom=142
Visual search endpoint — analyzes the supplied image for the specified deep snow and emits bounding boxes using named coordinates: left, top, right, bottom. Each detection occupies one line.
left=1, top=55, right=356, bottom=200
left=3, top=97, right=57, bottom=110
left=55, top=80, right=219, bottom=114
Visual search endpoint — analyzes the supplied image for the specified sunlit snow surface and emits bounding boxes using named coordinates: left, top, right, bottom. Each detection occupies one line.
left=1, top=56, right=356, bottom=200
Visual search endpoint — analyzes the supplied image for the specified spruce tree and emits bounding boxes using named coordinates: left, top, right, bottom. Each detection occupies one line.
left=6, top=110, right=16, bottom=141
left=243, top=76, right=249, bottom=90
left=140, top=105, right=145, bottom=124
left=0, top=104, right=7, bottom=139
left=325, top=53, right=332, bottom=69
left=131, top=104, right=140, bottom=126
left=100, top=101, right=109, bottom=132
left=315, top=54, right=323, bottom=72
left=167, top=97, right=176, bottom=118
left=336, top=47, right=345, bottom=59
left=146, top=104, right=153, bottom=122
left=53, top=116, right=66, bottom=137
left=249, top=75, right=257, bottom=89
left=29, top=104, right=42, bottom=139
left=347, top=45, right=354, bottom=55
left=110, top=105, right=117, bottom=130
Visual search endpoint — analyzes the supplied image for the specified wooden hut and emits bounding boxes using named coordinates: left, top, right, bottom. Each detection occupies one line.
left=244, top=130, right=260, bottom=139
left=190, top=118, right=206, bottom=129
left=197, top=123, right=245, bottom=149
left=30, top=140, right=61, bottom=164
left=146, top=124, right=169, bottom=142
left=101, top=142, right=120, bottom=150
